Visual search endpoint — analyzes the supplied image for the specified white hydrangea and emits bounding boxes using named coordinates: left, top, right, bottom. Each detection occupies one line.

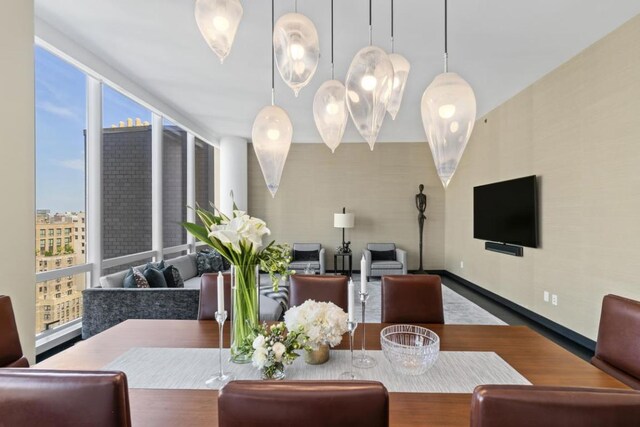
left=284, top=300, right=349, bottom=350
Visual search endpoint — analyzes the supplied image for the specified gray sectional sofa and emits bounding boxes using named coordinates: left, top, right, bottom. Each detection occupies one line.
left=82, top=253, right=284, bottom=339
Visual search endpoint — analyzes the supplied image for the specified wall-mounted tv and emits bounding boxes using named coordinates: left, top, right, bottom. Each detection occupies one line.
left=473, top=175, right=539, bottom=248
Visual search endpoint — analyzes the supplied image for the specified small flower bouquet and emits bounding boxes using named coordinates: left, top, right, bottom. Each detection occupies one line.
left=260, top=243, right=294, bottom=291
left=246, top=322, right=309, bottom=380
left=284, top=300, right=348, bottom=364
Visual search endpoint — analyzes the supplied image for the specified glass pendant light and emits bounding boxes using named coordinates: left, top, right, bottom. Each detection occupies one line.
left=252, top=0, right=293, bottom=197
left=313, top=0, right=347, bottom=153
left=194, top=0, right=244, bottom=64
left=386, top=0, right=411, bottom=120
left=345, top=0, right=394, bottom=150
left=421, top=0, right=476, bottom=188
left=273, top=1, right=320, bottom=97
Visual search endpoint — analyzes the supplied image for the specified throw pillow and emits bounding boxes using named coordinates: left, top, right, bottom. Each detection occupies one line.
left=370, top=250, right=396, bottom=261
left=294, top=250, right=319, bottom=262
left=146, top=260, right=165, bottom=271
left=196, top=249, right=226, bottom=275
left=124, top=267, right=150, bottom=288
left=143, top=266, right=168, bottom=288
left=162, top=264, right=184, bottom=288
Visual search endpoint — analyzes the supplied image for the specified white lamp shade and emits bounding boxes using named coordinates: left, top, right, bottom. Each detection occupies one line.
left=194, top=0, right=243, bottom=64
left=313, top=79, right=348, bottom=153
left=273, top=13, right=320, bottom=97
left=334, top=213, right=355, bottom=228
left=421, top=72, right=476, bottom=188
left=386, top=53, right=411, bottom=120
left=251, top=105, right=293, bottom=197
left=345, top=46, right=394, bottom=151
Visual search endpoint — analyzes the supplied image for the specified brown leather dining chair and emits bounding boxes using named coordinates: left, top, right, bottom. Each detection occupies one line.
left=470, top=384, right=640, bottom=427
left=381, top=275, right=444, bottom=323
left=0, top=295, right=29, bottom=368
left=219, top=380, right=389, bottom=427
left=198, top=272, right=232, bottom=320
left=289, top=274, right=349, bottom=311
left=591, top=294, right=640, bottom=390
left=0, top=369, right=132, bottom=426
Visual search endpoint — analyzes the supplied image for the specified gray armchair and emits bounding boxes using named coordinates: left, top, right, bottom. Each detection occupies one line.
left=289, top=243, right=326, bottom=274
left=363, top=243, right=407, bottom=278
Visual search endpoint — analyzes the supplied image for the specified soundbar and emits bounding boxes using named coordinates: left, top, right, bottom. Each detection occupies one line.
left=485, top=241, right=523, bottom=257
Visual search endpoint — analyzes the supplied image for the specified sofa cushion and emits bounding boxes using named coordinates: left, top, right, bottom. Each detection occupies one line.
left=170, top=254, right=198, bottom=280
left=124, top=268, right=150, bottom=288
left=196, top=250, right=226, bottom=275
left=371, top=261, right=403, bottom=270
left=183, top=276, right=201, bottom=289
left=143, top=267, right=168, bottom=288
left=101, top=270, right=128, bottom=289
left=293, top=250, right=319, bottom=262
left=370, top=250, right=396, bottom=261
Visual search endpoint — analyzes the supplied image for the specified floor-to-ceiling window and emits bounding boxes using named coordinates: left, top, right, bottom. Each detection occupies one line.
left=163, top=119, right=188, bottom=258
left=34, top=46, right=88, bottom=335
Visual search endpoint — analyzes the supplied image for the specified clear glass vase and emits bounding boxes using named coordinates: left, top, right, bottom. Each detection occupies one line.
left=230, top=264, right=260, bottom=363
left=261, top=362, right=286, bottom=380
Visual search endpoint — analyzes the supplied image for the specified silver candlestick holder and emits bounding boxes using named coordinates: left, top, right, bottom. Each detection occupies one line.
left=205, top=310, right=234, bottom=387
left=339, top=321, right=359, bottom=380
left=353, top=292, right=377, bottom=369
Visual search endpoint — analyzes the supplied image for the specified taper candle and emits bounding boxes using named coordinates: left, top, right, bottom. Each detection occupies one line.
left=217, top=271, right=224, bottom=313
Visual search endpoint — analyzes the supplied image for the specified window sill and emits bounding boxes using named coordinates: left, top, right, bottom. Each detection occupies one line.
left=36, top=321, right=82, bottom=355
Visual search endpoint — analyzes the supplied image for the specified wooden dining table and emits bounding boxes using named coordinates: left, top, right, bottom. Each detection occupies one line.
left=37, top=320, right=627, bottom=426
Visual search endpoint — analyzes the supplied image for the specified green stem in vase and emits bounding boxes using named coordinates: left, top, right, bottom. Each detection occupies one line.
left=231, top=264, right=259, bottom=363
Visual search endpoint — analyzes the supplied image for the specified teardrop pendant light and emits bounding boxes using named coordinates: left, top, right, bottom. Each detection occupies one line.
left=194, top=0, right=243, bottom=64
left=386, top=0, right=411, bottom=120
left=313, top=0, right=347, bottom=153
left=421, top=0, right=476, bottom=188
left=273, top=1, right=320, bottom=97
left=252, top=0, right=293, bottom=197
left=346, top=0, right=394, bottom=150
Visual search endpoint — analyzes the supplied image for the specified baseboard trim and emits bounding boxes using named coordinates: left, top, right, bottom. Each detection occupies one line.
left=443, top=271, right=596, bottom=352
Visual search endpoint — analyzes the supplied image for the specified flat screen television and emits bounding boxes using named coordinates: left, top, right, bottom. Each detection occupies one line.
left=473, top=175, right=539, bottom=248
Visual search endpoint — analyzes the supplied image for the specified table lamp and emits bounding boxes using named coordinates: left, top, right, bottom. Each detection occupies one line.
left=334, top=207, right=355, bottom=254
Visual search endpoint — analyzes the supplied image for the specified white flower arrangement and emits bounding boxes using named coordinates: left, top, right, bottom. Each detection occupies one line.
left=246, top=322, right=308, bottom=379
left=284, top=300, right=349, bottom=350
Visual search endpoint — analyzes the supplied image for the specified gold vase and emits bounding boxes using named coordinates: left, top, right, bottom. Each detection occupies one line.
left=304, top=343, right=330, bottom=365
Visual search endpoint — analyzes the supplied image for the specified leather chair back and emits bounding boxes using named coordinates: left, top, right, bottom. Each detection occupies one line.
left=198, top=273, right=232, bottom=320
left=0, top=369, right=132, bottom=426
left=381, top=275, right=444, bottom=324
left=219, top=380, right=389, bottom=427
left=0, top=295, right=28, bottom=368
left=470, top=385, right=640, bottom=427
left=592, top=294, right=640, bottom=389
left=290, top=275, right=348, bottom=311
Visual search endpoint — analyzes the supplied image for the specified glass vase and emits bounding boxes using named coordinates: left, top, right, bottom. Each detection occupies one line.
left=261, top=362, right=286, bottom=380
left=230, top=264, right=260, bottom=363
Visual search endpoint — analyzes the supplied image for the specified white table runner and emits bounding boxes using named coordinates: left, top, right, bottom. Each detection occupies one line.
left=103, top=348, right=530, bottom=393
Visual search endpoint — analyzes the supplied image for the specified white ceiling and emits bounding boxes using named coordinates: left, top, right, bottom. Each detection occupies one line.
left=35, top=0, right=640, bottom=143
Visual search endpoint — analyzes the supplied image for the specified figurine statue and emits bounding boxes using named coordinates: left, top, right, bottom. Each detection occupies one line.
left=415, top=184, right=427, bottom=274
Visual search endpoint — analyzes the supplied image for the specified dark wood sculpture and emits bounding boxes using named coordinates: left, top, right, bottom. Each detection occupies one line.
left=415, top=184, right=427, bottom=274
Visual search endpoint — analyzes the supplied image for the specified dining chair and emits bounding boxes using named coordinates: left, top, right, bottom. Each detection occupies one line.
left=0, top=295, right=29, bottom=368
left=0, top=369, right=132, bottom=426
left=218, top=380, right=389, bottom=427
left=198, top=272, right=232, bottom=320
left=470, top=384, right=640, bottom=427
left=381, top=275, right=444, bottom=323
left=289, top=274, right=348, bottom=311
left=591, top=294, right=640, bottom=389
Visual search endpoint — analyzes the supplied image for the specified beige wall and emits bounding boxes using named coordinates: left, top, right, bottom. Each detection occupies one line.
left=248, top=143, right=445, bottom=271
left=0, top=0, right=35, bottom=361
left=445, top=15, right=640, bottom=341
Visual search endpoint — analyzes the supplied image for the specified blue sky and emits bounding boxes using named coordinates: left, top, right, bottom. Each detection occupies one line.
left=36, top=46, right=152, bottom=213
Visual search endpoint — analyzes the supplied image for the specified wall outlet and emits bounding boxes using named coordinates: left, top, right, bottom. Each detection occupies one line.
left=460, top=261, right=464, bottom=269
left=552, top=294, right=558, bottom=306
left=543, top=291, right=549, bottom=302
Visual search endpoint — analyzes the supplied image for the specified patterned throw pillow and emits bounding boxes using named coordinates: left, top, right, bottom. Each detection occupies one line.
left=196, top=249, right=226, bottom=275
left=162, top=265, right=184, bottom=288
left=124, top=267, right=150, bottom=288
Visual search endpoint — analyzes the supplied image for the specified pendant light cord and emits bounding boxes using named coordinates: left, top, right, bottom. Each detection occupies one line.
left=271, top=0, right=275, bottom=105
left=331, top=0, right=334, bottom=79
left=295, top=0, right=298, bottom=13
left=368, top=0, right=372, bottom=46
left=391, top=0, right=394, bottom=53
left=444, top=0, right=448, bottom=73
